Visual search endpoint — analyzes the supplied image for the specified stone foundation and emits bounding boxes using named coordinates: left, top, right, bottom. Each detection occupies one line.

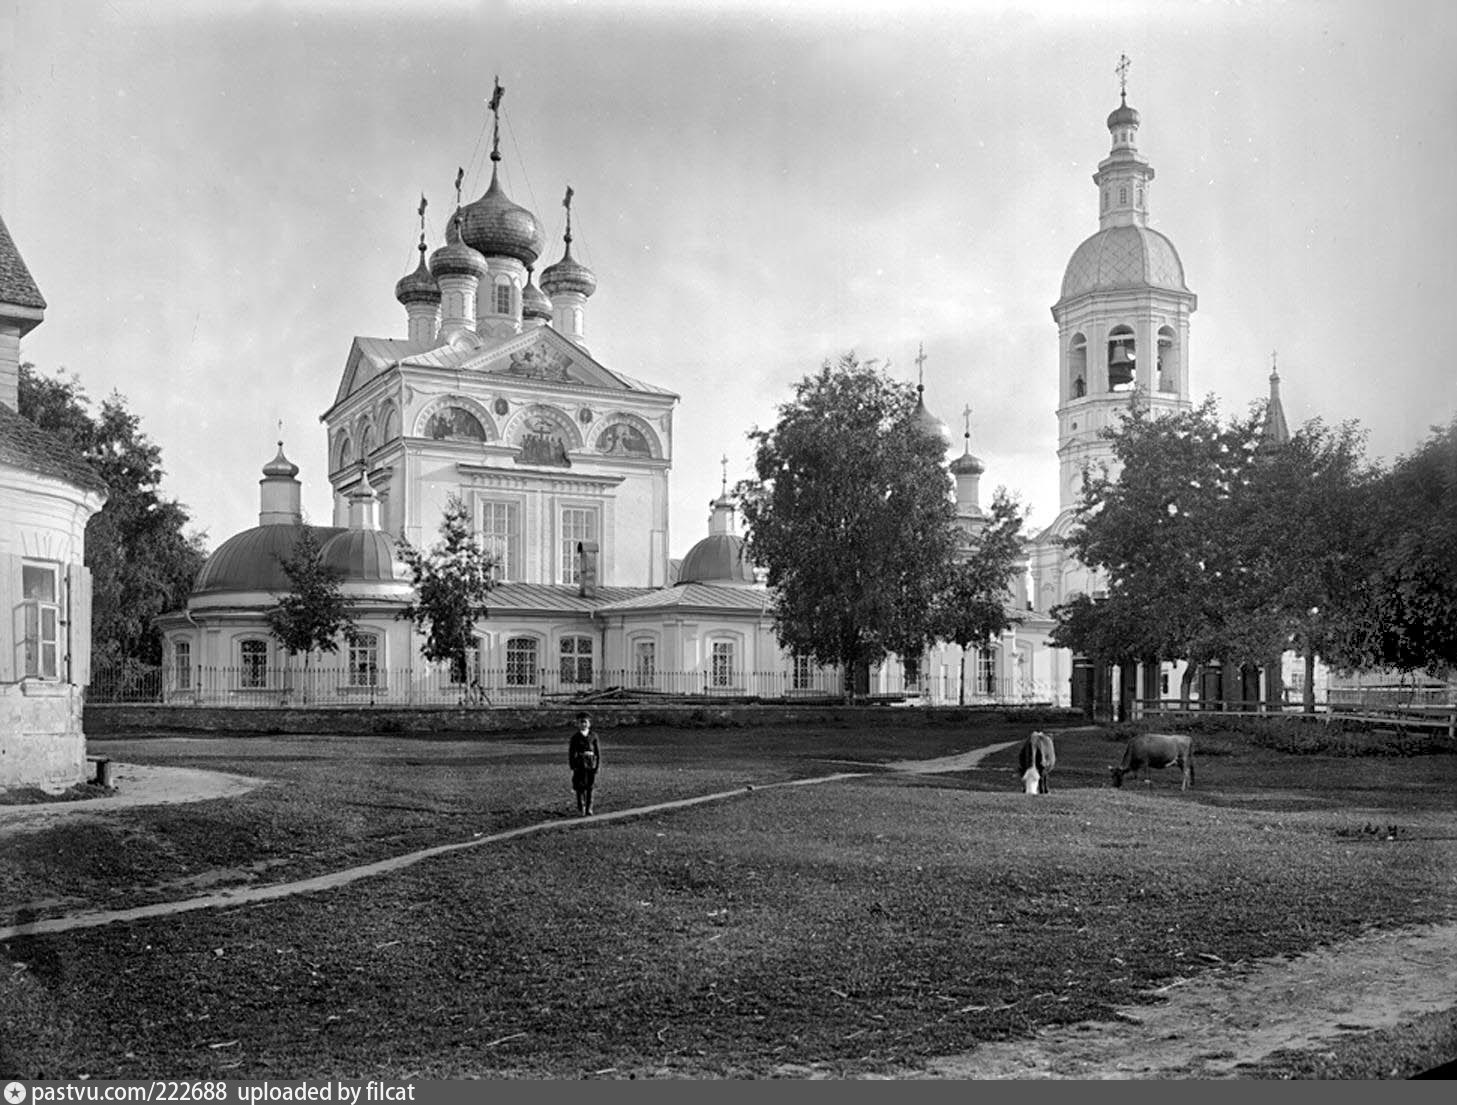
left=0, top=682, right=86, bottom=791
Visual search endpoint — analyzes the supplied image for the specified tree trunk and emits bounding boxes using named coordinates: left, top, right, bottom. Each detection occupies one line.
left=1303, top=639, right=1316, bottom=714
left=1179, top=662, right=1196, bottom=709
left=957, top=650, right=966, bottom=706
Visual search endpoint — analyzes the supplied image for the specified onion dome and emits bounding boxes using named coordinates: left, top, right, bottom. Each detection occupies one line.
left=912, top=389, right=953, bottom=452
left=459, top=167, right=546, bottom=267
left=319, top=529, right=401, bottom=582
left=540, top=241, right=597, bottom=299
left=394, top=240, right=441, bottom=306
left=1107, top=92, right=1140, bottom=131
left=522, top=268, right=554, bottom=322
left=950, top=449, right=985, bottom=476
left=677, top=533, right=756, bottom=586
left=262, top=442, right=299, bottom=479
left=429, top=213, right=488, bottom=279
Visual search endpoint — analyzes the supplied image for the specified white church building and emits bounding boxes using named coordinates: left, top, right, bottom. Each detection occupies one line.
left=154, top=79, right=1256, bottom=711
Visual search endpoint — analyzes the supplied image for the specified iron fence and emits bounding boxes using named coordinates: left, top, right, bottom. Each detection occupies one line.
left=86, top=662, right=868, bottom=707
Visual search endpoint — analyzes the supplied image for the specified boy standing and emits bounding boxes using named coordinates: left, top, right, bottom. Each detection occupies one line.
left=568, top=711, right=601, bottom=816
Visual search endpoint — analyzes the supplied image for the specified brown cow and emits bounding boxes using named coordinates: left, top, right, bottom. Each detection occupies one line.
left=1109, top=732, right=1194, bottom=791
left=1018, top=731, right=1056, bottom=794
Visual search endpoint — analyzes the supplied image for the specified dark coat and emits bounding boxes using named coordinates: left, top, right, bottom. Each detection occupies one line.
left=568, top=731, right=601, bottom=776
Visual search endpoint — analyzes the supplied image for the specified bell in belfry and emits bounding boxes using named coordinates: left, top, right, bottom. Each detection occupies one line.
left=1108, top=342, right=1134, bottom=388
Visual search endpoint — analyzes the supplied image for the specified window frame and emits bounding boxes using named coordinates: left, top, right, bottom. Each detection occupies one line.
left=506, top=636, right=540, bottom=687
left=711, top=639, right=737, bottom=690
left=173, top=639, right=192, bottom=691
left=21, top=561, right=61, bottom=680
left=632, top=638, right=657, bottom=688
left=238, top=638, right=270, bottom=690
left=559, top=634, right=594, bottom=686
left=348, top=633, right=381, bottom=688
left=559, top=506, right=599, bottom=585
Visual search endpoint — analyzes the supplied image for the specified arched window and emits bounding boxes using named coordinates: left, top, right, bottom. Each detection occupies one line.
left=1069, top=333, right=1088, bottom=400
left=239, top=639, right=268, bottom=689
left=425, top=406, right=486, bottom=441
left=710, top=638, right=738, bottom=689
left=632, top=638, right=657, bottom=688
left=1107, top=325, right=1136, bottom=391
left=494, top=283, right=512, bottom=315
left=348, top=633, right=380, bottom=688
left=506, top=637, right=539, bottom=686
left=560, top=635, right=593, bottom=685
left=979, top=645, right=999, bottom=697
left=1157, top=326, right=1177, bottom=392
left=1119, top=186, right=1128, bottom=205
left=173, top=639, right=192, bottom=691
left=1102, top=189, right=1110, bottom=211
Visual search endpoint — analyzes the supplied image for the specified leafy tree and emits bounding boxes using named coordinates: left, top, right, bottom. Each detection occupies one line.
left=396, top=494, right=498, bottom=684
left=930, top=489, right=1028, bottom=704
left=1053, top=397, right=1264, bottom=704
left=736, top=352, right=960, bottom=697
left=266, top=526, right=358, bottom=679
left=1329, top=418, right=1457, bottom=676
left=17, top=363, right=209, bottom=669
left=1234, top=418, right=1375, bottom=710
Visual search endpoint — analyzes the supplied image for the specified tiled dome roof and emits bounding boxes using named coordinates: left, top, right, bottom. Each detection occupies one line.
left=540, top=244, right=596, bottom=299
left=1059, top=225, right=1188, bottom=302
left=949, top=450, right=985, bottom=476
left=430, top=214, right=488, bottom=279
left=912, top=393, right=953, bottom=452
left=522, top=271, right=554, bottom=321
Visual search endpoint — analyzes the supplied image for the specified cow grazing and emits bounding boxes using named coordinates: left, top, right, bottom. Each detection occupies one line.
left=1018, top=731, right=1056, bottom=794
left=1110, top=732, right=1195, bottom=791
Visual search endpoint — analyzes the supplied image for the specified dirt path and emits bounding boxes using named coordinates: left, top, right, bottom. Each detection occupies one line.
left=889, top=921, right=1457, bottom=1079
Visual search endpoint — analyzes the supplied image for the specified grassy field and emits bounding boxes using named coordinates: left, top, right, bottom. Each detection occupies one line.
left=2, top=717, right=1455, bottom=1079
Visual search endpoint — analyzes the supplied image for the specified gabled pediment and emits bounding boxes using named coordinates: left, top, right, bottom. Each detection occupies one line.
left=334, top=336, right=436, bottom=408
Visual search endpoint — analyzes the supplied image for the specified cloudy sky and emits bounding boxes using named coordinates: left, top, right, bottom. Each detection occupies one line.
left=3, top=0, right=1454, bottom=555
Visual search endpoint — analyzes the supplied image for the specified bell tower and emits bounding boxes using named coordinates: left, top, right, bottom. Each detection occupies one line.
left=1031, top=59, right=1199, bottom=620
left=1049, top=58, right=1196, bottom=521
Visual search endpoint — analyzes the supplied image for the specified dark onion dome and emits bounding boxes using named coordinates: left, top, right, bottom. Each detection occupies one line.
left=949, top=449, right=985, bottom=476
left=676, top=533, right=756, bottom=586
left=522, top=269, right=554, bottom=321
left=912, top=391, right=953, bottom=451
left=395, top=241, right=441, bottom=305
left=540, top=241, right=597, bottom=299
left=318, top=528, right=401, bottom=582
left=1059, top=224, right=1188, bottom=301
left=193, top=525, right=343, bottom=594
left=459, top=168, right=547, bottom=267
left=1107, top=94, right=1141, bottom=130
left=261, top=442, right=299, bottom=479
left=429, top=213, right=488, bottom=279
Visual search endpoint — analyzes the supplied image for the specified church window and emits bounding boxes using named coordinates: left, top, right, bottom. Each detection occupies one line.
left=1102, top=189, right=1109, bottom=211
left=1069, top=333, right=1088, bottom=399
left=792, top=653, right=815, bottom=691
left=425, top=406, right=486, bottom=441
left=21, top=562, right=60, bottom=679
left=978, top=645, right=998, bottom=697
left=560, top=507, right=597, bottom=584
left=506, top=637, right=539, bottom=686
left=560, top=635, right=593, bottom=685
left=711, top=640, right=737, bottom=689
left=173, top=640, right=192, bottom=691
left=348, top=634, right=380, bottom=688
left=1137, top=185, right=1144, bottom=206
left=1073, top=377, right=1086, bottom=398
left=494, top=283, right=512, bottom=315
left=1157, top=326, right=1177, bottom=391
left=239, top=639, right=269, bottom=689
left=632, top=639, right=657, bottom=688
left=447, top=639, right=483, bottom=687
left=479, top=500, right=521, bottom=581
left=1119, top=186, right=1128, bottom=205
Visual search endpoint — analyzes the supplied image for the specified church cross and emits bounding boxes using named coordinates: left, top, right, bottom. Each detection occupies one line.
left=488, top=76, right=505, bottom=163
left=914, top=342, right=928, bottom=389
left=962, top=403, right=973, bottom=442
left=1116, top=54, right=1131, bottom=98
left=720, top=453, right=729, bottom=496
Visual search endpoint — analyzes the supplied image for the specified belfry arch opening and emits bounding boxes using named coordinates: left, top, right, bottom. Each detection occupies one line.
left=1069, top=333, right=1088, bottom=399
left=1157, top=326, right=1176, bottom=392
left=1107, top=326, right=1135, bottom=391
